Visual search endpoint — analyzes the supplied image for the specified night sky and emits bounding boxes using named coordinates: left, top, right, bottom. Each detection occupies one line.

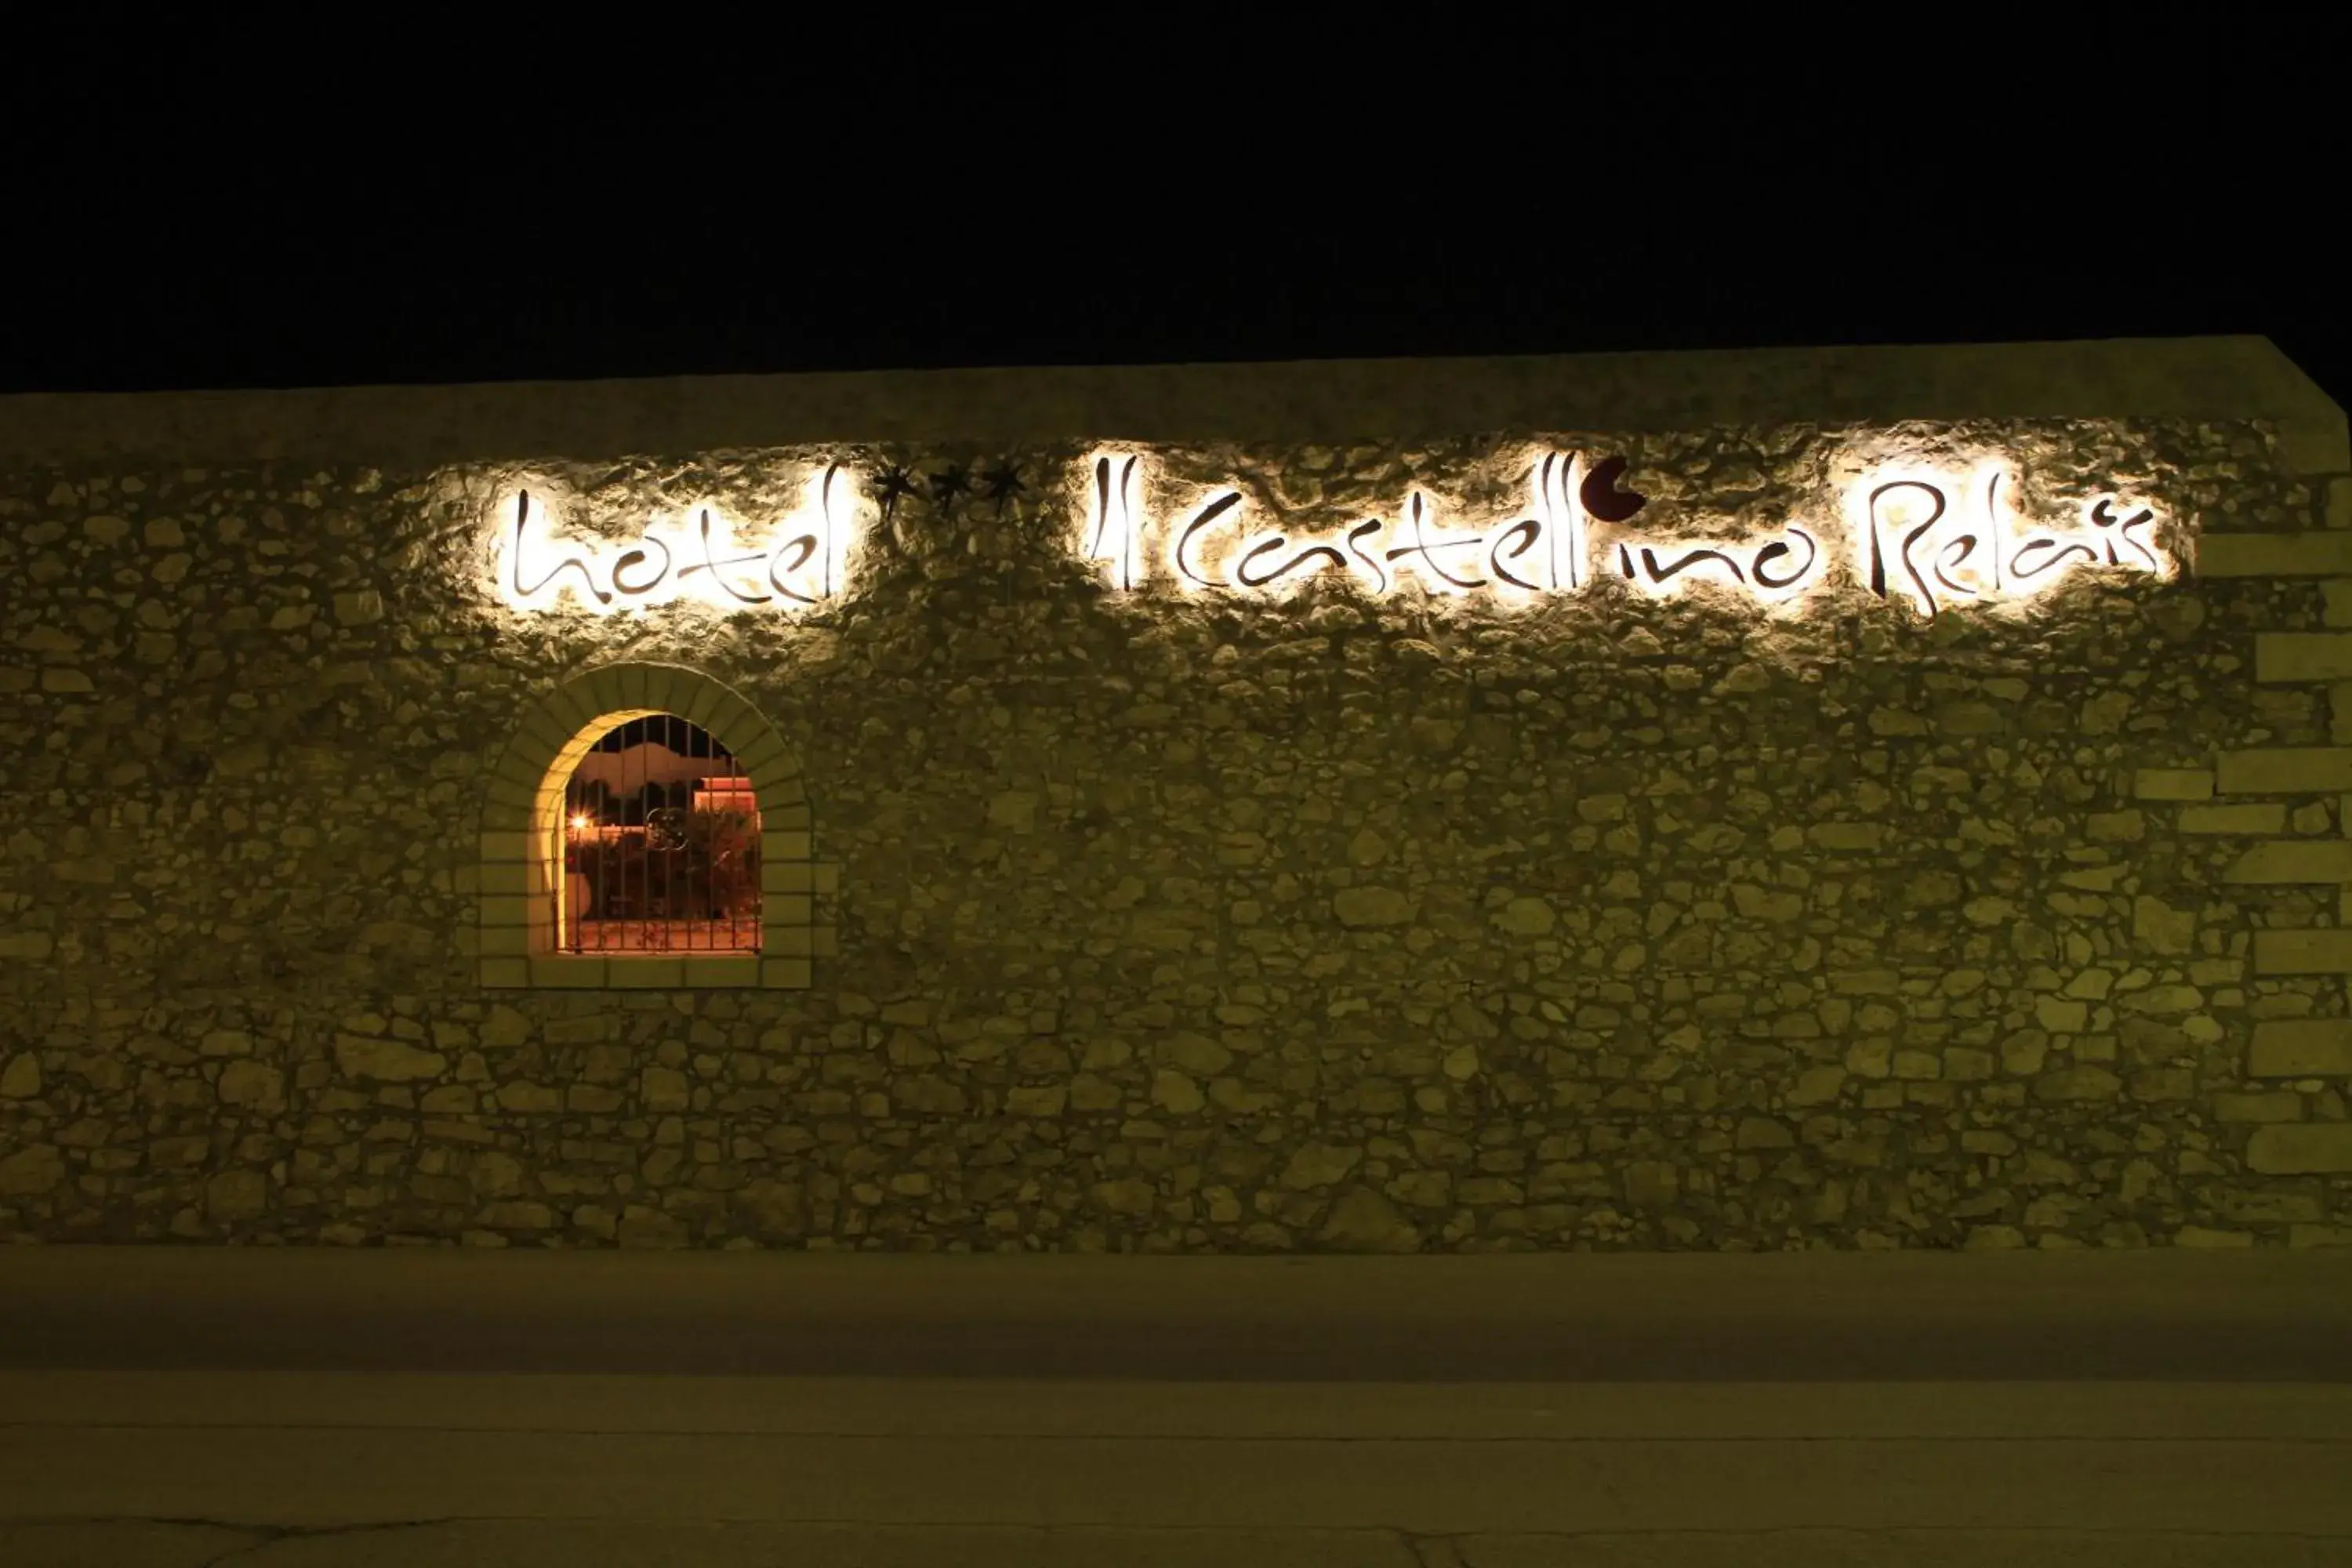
left=5, top=225, right=2345, bottom=408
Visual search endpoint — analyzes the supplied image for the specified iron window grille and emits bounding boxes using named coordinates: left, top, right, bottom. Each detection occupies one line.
left=556, top=714, right=762, bottom=953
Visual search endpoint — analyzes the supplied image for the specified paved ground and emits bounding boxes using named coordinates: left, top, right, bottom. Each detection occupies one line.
left=6, top=1245, right=2352, bottom=1380
left=2, top=1248, right=2348, bottom=1565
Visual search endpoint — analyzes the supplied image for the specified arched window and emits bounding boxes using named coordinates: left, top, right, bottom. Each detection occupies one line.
left=558, top=713, right=761, bottom=953
left=476, top=662, right=834, bottom=990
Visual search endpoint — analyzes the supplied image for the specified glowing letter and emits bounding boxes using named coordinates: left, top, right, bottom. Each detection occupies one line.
left=608, top=534, right=673, bottom=599
left=1087, top=453, right=1142, bottom=590
left=679, top=509, right=771, bottom=606
left=506, top=492, right=611, bottom=608
left=1865, top=479, right=1951, bottom=618
left=1381, top=493, right=1486, bottom=591
left=1174, top=491, right=1245, bottom=590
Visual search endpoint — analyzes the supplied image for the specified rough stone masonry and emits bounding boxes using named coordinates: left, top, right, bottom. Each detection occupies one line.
left=3, top=339, right=2351, bottom=1253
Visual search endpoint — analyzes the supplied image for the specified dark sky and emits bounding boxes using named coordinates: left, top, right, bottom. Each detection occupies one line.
left=7, top=225, right=2346, bottom=410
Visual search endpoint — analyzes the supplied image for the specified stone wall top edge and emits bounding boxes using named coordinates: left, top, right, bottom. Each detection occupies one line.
left=0, top=336, right=2338, bottom=470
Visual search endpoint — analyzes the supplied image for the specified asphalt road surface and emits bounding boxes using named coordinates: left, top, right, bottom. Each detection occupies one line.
left=1, top=1248, right=2347, bottom=1566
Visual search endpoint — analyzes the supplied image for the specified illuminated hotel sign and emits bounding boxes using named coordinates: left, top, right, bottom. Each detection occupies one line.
left=495, top=465, right=853, bottom=615
left=492, top=448, right=2169, bottom=621
left=1083, top=450, right=2169, bottom=618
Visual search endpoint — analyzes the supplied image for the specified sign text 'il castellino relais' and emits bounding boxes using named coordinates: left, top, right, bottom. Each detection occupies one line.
left=491, top=448, right=2169, bottom=621
left=1082, top=450, right=2169, bottom=619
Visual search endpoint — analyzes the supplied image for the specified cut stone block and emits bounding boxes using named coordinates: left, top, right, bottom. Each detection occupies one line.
left=2254, top=930, right=2352, bottom=974
left=2216, top=749, right=2352, bottom=794
left=2257, top=634, right=2352, bottom=684
left=2177, top=803, right=2288, bottom=835
left=2249, top=1019, right=2352, bottom=1077
left=2215, top=1091, right=2304, bottom=1123
left=2283, top=423, right=2352, bottom=476
left=2246, top=1123, right=2352, bottom=1174
left=2132, top=768, right=2212, bottom=801
left=2198, top=533, right=2352, bottom=576
left=2224, top=840, right=2352, bottom=883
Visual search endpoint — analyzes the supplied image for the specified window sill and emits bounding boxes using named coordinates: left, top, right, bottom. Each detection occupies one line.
left=477, top=953, right=813, bottom=990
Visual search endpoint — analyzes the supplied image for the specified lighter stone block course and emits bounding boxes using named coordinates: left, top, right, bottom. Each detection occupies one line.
left=2214, top=1091, right=2303, bottom=1123
left=528, top=958, right=608, bottom=989
left=2291, top=1225, right=2352, bottom=1247
left=2256, top=633, right=2352, bottom=684
left=605, top=960, right=685, bottom=990
left=2249, top=1019, right=2352, bottom=1077
left=2224, top=840, right=2352, bottom=884
left=2177, top=803, right=2288, bottom=834
left=477, top=895, right=532, bottom=929
left=477, top=864, right=528, bottom=898
left=2247, top=1123, right=2352, bottom=1174
left=2132, top=768, right=2212, bottom=801
left=2281, top=423, right=2352, bottom=475
left=2196, top=532, right=2352, bottom=576
left=478, top=957, right=529, bottom=988
left=677, top=956, right=759, bottom=989
left=2216, top=749, right=2352, bottom=794
left=478, top=831, right=529, bottom=865
left=2253, top=929, right=2352, bottom=975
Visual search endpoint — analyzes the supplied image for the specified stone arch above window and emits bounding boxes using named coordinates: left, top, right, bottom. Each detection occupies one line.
left=475, top=662, right=834, bottom=989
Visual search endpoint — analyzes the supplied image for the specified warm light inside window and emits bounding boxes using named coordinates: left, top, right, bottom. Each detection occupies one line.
left=555, top=714, right=761, bottom=954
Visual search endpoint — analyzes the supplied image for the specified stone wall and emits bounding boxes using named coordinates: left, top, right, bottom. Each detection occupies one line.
left=4, top=405, right=2352, bottom=1252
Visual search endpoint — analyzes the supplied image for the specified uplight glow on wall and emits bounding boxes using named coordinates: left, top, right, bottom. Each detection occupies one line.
left=1851, top=465, right=2167, bottom=619
left=494, top=465, right=856, bottom=615
left=1081, top=449, right=2168, bottom=617
left=486, top=447, right=2169, bottom=622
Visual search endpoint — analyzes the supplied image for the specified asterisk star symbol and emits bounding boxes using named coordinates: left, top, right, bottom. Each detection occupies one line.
left=928, top=464, right=972, bottom=510
left=873, top=463, right=920, bottom=521
left=981, top=463, right=1025, bottom=514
